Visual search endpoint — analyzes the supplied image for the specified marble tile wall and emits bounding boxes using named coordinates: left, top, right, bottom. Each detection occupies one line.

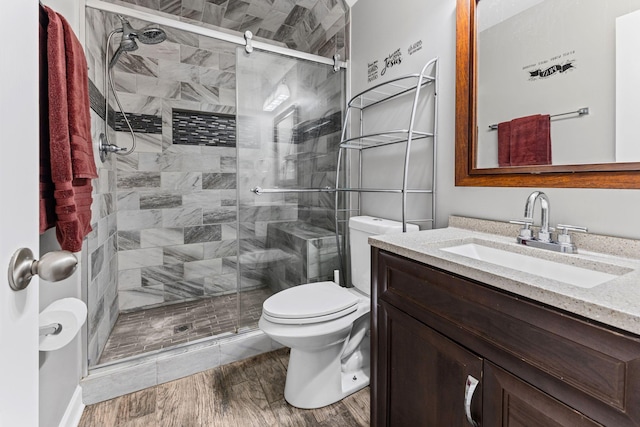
left=84, top=4, right=345, bottom=363
left=106, top=12, right=241, bottom=311
left=266, top=221, right=340, bottom=291
left=234, top=53, right=343, bottom=302
left=295, top=109, right=343, bottom=231
left=86, top=8, right=243, bottom=326
left=86, top=8, right=121, bottom=366
left=105, top=0, right=349, bottom=60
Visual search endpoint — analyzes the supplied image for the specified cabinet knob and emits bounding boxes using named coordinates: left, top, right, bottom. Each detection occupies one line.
left=464, top=374, right=480, bottom=427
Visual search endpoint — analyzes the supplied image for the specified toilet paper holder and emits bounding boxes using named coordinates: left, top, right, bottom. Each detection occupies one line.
left=39, top=323, right=62, bottom=337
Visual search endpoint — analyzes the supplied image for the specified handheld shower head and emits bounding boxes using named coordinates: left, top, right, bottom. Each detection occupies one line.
left=118, top=15, right=167, bottom=45
left=108, top=40, right=138, bottom=69
left=108, top=16, right=167, bottom=69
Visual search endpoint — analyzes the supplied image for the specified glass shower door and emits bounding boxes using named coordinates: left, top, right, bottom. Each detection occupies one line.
left=235, top=48, right=345, bottom=330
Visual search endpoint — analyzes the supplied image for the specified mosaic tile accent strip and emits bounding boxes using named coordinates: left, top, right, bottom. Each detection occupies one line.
left=172, top=109, right=236, bottom=146
left=296, top=110, right=342, bottom=143
left=89, top=79, right=162, bottom=134
left=89, top=79, right=106, bottom=119
left=113, top=112, right=163, bottom=134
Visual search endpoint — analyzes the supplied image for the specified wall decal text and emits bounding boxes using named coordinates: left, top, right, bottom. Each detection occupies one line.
left=408, top=40, right=422, bottom=56
left=381, top=48, right=402, bottom=76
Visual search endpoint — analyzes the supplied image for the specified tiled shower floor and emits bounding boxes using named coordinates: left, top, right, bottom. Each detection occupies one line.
left=97, top=288, right=272, bottom=365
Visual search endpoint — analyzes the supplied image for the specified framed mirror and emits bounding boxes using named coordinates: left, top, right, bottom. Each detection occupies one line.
left=455, top=0, right=640, bottom=188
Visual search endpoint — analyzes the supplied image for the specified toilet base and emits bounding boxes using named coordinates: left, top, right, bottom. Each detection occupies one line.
left=283, top=340, right=370, bottom=409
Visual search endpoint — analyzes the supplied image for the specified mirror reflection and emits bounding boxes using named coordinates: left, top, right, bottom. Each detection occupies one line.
left=476, top=0, right=640, bottom=169
left=274, top=105, right=298, bottom=184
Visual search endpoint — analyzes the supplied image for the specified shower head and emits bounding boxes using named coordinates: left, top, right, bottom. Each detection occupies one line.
left=118, top=15, right=167, bottom=45
left=108, top=16, right=167, bottom=69
left=138, top=26, right=167, bottom=44
left=108, top=41, right=137, bottom=69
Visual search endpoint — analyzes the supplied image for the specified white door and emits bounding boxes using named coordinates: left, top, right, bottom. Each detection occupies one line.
left=0, top=1, right=40, bottom=426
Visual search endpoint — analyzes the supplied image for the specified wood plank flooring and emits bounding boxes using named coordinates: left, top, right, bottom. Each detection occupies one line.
left=79, top=348, right=370, bottom=427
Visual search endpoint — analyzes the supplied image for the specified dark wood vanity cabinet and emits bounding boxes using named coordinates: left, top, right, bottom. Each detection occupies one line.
left=371, top=248, right=640, bottom=427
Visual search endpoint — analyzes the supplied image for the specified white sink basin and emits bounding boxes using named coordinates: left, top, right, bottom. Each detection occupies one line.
left=441, top=243, right=618, bottom=288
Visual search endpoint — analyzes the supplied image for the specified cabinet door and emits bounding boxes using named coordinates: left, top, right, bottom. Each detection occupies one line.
left=375, top=300, right=483, bottom=427
left=484, top=362, right=604, bottom=427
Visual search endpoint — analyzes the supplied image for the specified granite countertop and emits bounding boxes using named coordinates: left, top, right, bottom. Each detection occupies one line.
left=368, top=216, right=640, bottom=335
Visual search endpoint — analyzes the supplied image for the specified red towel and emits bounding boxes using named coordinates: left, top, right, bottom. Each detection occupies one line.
left=497, top=121, right=511, bottom=167
left=40, top=5, right=98, bottom=252
left=497, top=114, right=552, bottom=167
left=39, top=6, right=55, bottom=233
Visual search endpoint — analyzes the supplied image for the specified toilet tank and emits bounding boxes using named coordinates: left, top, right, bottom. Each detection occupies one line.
left=348, top=216, right=419, bottom=295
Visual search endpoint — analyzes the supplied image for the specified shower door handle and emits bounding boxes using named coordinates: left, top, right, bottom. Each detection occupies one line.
left=8, top=248, right=78, bottom=291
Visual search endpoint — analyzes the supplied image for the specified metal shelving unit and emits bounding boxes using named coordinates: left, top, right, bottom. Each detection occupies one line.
left=248, top=59, right=438, bottom=287
left=334, top=58, right=439, bottom=233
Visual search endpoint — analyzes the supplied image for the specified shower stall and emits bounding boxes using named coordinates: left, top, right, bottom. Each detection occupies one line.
left=84, top=3, right=345, bottom=371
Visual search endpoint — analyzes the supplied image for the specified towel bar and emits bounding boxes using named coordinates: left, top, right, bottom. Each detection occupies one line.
left=488, top=107, right=589, bottom=130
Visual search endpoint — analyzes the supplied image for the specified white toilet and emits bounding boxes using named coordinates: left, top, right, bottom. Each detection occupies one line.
left=259, top=216, right=418, bottom=409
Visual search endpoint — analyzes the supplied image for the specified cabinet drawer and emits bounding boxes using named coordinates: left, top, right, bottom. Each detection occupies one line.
left=375, top=249, right=640, bottom=426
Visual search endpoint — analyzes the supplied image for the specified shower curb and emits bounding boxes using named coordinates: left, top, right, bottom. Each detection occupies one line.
left=80, top=330, right=282, bottom=404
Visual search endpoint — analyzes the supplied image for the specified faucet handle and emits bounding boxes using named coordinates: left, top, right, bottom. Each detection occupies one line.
left=510, top=219, right=534, bottom=239
left=556, top=224, right=588, bottom=245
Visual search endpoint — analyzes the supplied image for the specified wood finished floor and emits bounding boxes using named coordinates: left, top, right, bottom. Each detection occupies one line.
left=79, top=348, right=370, bottom=427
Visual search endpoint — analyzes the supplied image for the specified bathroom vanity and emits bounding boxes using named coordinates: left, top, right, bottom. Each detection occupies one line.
left=370, top=218, right=640, bottom=427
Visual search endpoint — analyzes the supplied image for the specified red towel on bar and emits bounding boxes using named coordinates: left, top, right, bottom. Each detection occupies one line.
left=497, top=121, right=511, bottom=167
left=40, top=5, right=98, bottom=252
left=497, top=114, right=552, bottom=167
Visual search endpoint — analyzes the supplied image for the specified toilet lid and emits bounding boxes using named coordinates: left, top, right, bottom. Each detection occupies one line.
left=263, top=281, right=359, bottom=324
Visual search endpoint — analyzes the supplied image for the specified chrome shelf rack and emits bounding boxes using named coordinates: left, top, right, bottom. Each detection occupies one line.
left=334, top=58, right=439, bottom=233
left=249, top=59, right=438, bottom=286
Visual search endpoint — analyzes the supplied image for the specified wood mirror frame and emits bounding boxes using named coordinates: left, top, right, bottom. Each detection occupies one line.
left=455, top=0, right=640, bottom=188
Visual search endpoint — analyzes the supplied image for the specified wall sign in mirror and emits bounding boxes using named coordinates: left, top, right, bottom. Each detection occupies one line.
left=455, top=0, right=640, bottom=188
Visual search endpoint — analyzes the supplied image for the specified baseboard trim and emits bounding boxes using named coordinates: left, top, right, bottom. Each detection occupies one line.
left=58, top=385, right=85, bottom=427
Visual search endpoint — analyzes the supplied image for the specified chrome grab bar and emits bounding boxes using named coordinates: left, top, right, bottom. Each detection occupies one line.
left=251, top=186, right=335, bottom=195
left=250, top=186, right=433, bottom=195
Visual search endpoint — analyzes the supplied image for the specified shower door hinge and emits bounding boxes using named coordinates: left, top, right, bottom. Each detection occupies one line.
left=244, top=31, right=253, bottom=54
left=333, top=54, right=341, bottom=72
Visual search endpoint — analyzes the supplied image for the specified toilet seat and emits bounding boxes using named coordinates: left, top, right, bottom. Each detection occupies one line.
left=262, top=281, right=360, bottom=325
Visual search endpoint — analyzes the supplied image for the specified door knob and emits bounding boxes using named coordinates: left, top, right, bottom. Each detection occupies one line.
left=8, top=248, right=78, bottom=291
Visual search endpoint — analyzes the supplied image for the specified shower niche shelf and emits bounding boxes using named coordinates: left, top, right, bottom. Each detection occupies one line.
left=335, top=58, right=439, bottom=232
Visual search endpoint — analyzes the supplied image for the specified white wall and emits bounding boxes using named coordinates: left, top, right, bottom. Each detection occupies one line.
left=616, top=9, right=640, bottom=162
left=349, top=0, right=450, bottom=228
left=39, top=231, right=85, bottom=427
left=351, top=0, right=640, bottom=240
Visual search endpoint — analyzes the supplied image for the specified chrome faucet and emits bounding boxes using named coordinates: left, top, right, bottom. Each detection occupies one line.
left=524, top=191, right=551, bottom=242
left=511, top=191, right=588, bottom=254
